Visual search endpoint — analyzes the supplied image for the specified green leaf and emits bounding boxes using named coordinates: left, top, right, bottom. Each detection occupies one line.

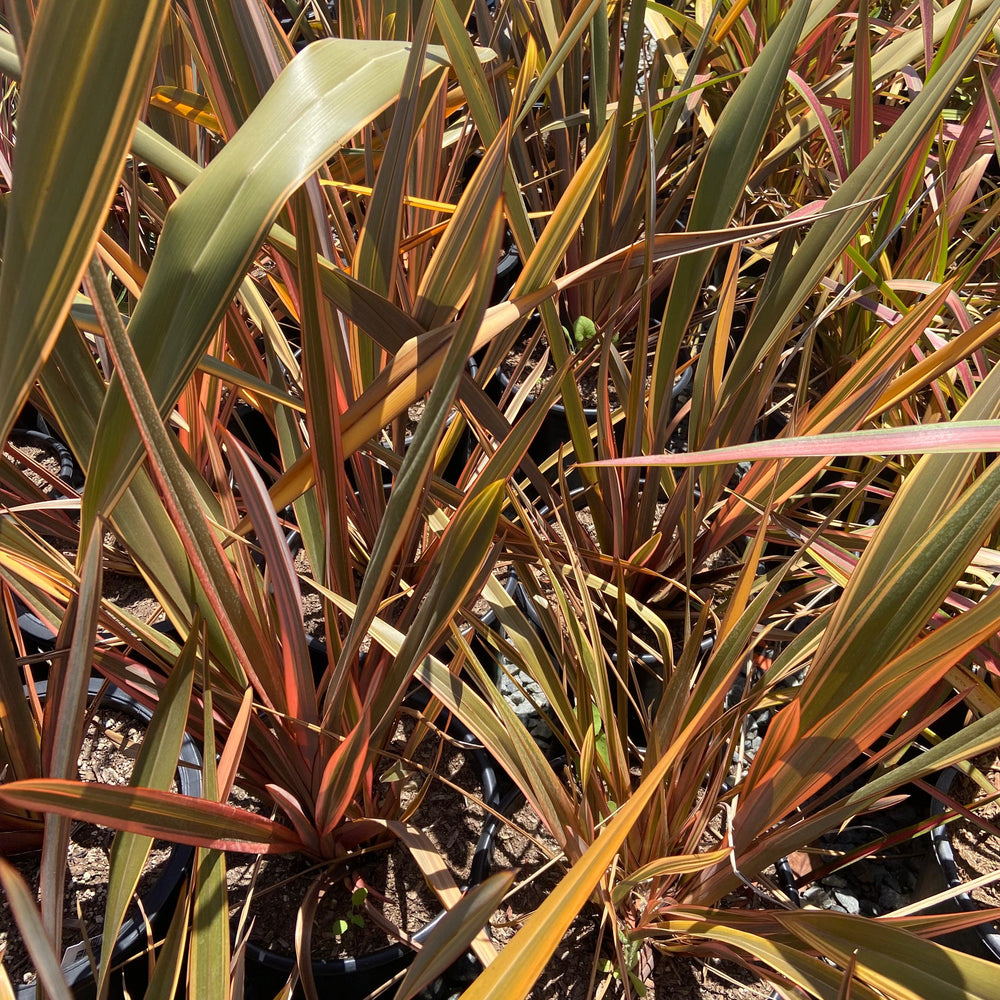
left=189, top=640, right=231, bottom=1000
left=0, top=860, right=74, bottom=1000
left=40, top=524, right=105, bottom=956
left=0, top=589, right=41, bottom=784
left=731, top=0, right=1000, bottom=406
left=189, top=849, right=230, bottom=1000
left=371, top=478, right=506, bottom=731
left=83, top=258, right=274, bottom=689
left=651, top=0, right=813, bottom=441
left=0, top=0, right=171, bottom=442
left=353, top=2, right=438, bottom=300
left=142, top=886, right=189, bottom=1000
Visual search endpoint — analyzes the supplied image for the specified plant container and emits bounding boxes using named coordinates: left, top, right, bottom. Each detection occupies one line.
left=5, top=678, right=201, bottom=999
left=239, top=700, right=502, bottom=1000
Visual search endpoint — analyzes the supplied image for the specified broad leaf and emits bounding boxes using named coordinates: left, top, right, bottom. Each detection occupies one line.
left=0, top=0, right=171, bottom=442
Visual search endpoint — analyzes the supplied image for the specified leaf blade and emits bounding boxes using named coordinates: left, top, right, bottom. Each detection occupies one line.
left=0, top=0, right=171, bottom=441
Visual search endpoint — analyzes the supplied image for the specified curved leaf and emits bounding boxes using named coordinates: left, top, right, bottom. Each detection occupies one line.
left=0, top=780, right=301, bottom=853
left=0, top=0, right=171, bottom=441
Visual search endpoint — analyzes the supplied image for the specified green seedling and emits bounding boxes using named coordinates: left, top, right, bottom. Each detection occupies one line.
left=332, top=886, right=368, bottom=938
left=563, top=315, right=597, bottom=351
left=563, top=315, right=619, bottom=351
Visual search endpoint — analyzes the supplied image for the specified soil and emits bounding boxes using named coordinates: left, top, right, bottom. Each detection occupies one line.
left=293, top=546, right=325, bottom=638
left=102, top=571, right=163, bottom=627
left=0, top=706, right=177, bottom=989
left=946, top=753, right=1000, bottom=910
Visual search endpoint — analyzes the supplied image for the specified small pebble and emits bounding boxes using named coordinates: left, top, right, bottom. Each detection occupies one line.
left=832, top=890, right=861, bottom=915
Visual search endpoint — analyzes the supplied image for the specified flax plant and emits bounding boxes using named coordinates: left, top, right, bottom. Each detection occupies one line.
left=4, top=1, right=1000, bottom=999
left=414, top=0, right=1000, bottom=996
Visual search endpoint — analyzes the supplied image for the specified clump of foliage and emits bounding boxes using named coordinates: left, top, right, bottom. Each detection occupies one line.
left=3, top=1, right=1000, bottom=999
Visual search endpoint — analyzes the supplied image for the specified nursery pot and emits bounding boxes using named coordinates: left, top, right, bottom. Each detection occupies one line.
left=239, top=701, right=501, bottom=1000
left=925, top=767, right=1000, bottom=961
left=8, top=426, right=80, bottom=496
left=5, top=678, right=201, bottom=999
left=13, top=595, right=58, bottom=658
left=5, top=424, right=82, bottom=658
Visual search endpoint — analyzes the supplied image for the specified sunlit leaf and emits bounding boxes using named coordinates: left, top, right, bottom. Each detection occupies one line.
left=0, top=0, right=170, bottom=444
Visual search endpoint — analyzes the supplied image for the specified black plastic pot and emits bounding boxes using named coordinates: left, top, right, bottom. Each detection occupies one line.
left=491, top=241, right=521, bottom=305
left=240, top=703, right=502, bottom=1000
left=927, top=768, right=1000, bottom=961
left=7, top=420, right=81, bottom=658
left=10, top=678, right=201, bottom=999
left=229, top=401, right=282, bottom=472
left=13, top=596, right=58, bottom=658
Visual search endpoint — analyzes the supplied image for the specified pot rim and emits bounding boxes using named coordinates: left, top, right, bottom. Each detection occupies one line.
left=930, top=766, right=1000, bottom=962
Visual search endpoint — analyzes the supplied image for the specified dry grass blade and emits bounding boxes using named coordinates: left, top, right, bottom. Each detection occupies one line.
left=395, top=872, right=517, bottom=1000
left=97, top=630, right=199, bottom=998
left=39, top=526, right=105, bottom=958
left=776, top=911, right=1000, bottom=1000
left=0, top=861, right=74, bottom=1000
